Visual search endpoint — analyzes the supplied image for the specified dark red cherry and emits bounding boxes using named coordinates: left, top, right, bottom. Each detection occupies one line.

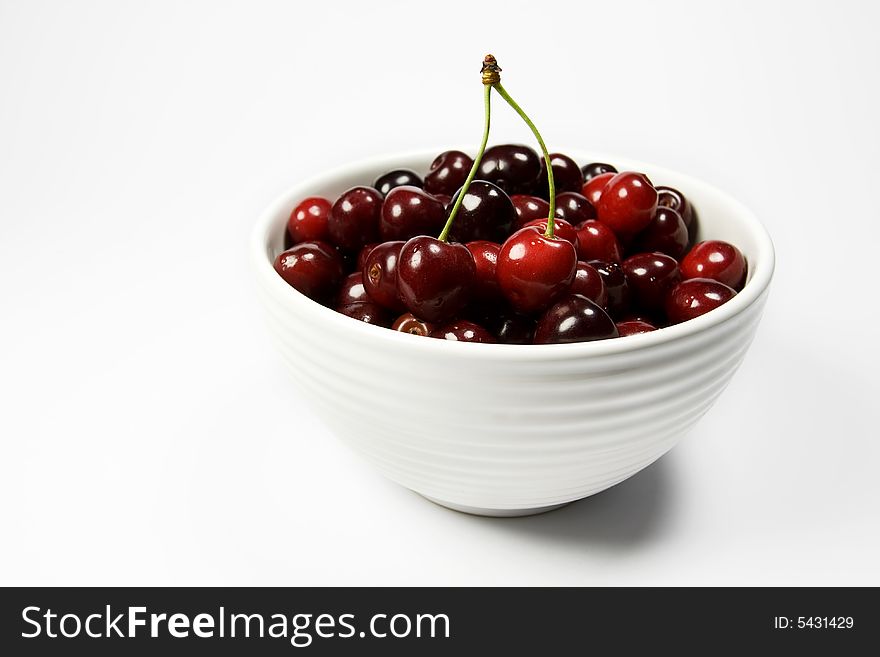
left=680, top=240, right=747, bottom=290
left=553, top=191, right=596, bottom=226
left=622, top=252, right=682, bottom=313
left=511, top=195, right=551, bottom=229
left=631, top=207, right=689, bottom=260
left=575, top=220, right=622, bottom=263
left=481, top=311, right=536, bottom=344
left=616, top=320, right=657, bottom=336
left=536, top=153, right=585, bottom=197
left=432, top=320, right=496, bottom=343
left=523, top=218, right=578, bottom=248
left=571, top=261, right=607, bottom=307
left=391, top=312, right=435, bottom=337
left=327, top=186, right=383, bottom=252
left=273, top=240, right=345, bottom=303
left=373, top=169, right=423, bottom=196
left=362, top=240, right=406, bottom=312
left=356, top=243, right=379, bottom=271
left=666, top=278, right=736, bottom=324
left=533, top=294, right=618, bottom=344
left=336, top=301, right=392, bottom=327
left=288, top=197, right=332, bottom=244
left=496, top=226, right=577, bottom=314
left=588, top=259, right=631, bottom=318
left=424, top=150, right=473, bottom=196
left=465, top=241, right=501, bottom=303
left=336, top=272, right=369, bottom=306
left=447, top=180, right=516, bottom=242
left=397, top=237, right=476, bottom=322
left=656, top=186, right=695, bottom=233
left=581, top=171, right=616, bottom=205
left=478, top=144, right=542, bottom=194
left=379, top=186, right=446, bottom=241
left=581, top=162, right=618, bottom=182
left=595, top=172, right=658, bottom=239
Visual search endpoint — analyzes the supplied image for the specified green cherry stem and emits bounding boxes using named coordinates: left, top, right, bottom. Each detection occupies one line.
left=437, top=83, right=492, bottom=243
left=492, top=82, right=556, bottom=239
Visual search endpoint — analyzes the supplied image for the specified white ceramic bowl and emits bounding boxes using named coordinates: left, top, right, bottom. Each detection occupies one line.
left=251, top=149, right=775, bottom=516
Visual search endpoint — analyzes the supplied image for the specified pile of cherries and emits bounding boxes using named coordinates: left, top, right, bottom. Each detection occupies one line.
left=274, top=144, right=746, bottom=344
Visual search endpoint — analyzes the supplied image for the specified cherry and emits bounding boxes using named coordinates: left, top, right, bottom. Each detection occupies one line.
left=391, top=312, right=435, bottom=337
left=616, top=320, right=657, bottom=336
left=523, top=218, right=578, bottom=248
left=288, top=197, right=332, bottom=244
left=571, top=261, right=608, bottom=307
left=588, top=260, right=631, bottom=318
left=465, top=240, right=501, bottom=303
left=511, top=194, right=550, bottom=229
left=328, top=186, right=383, bottom=252
left=533, top=294, right=618, bottom=344
left=397, top=236, right=476, bottom=322
left=478, top=144, right=542, bottom=194
left=622, top=252, right=682, bottom=313
left=553, top=191, right=596, bottom=226
left=496, top=226, right=577, bottom=314
left=356, top=243, right=379, bottom=271
left=480, top=311, right=536, bottom=344
left=680, top=240, right=747, bottom=290
left=337, top=301, right=392, bottom=326
left=362, top=240, right=406, bottom=312
left=273, top=241, right=345, bottom=303
left=433, top=193, right=452, bottom=207
left=336, top=272, right=369, bottom=306
left=631, top=207, right=689, bottom=260
left=656, top=186, right=695, bottom=234
left=595, top=172, right=658, bottom=239
left=424, top=150, right=473, bottom=196
left=575, top=220, right=623, bottom=263
left=581, top=162, right=617, bottom=182
left=666, top=278, right=736, bottom=324
left=379, top=186, right=446, bottom=241
left=536, top=153, right=585, bottom=197
left=581, top=171, right=616, bottom=205
left=432, top=320, right=496, bottom=343
left=373, top=169, right=423, bottom=196
left=447, top=180, right=516, bottom=242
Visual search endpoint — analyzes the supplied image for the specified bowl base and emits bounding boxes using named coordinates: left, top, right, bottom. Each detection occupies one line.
left=421, top=495, right=573, bottom=517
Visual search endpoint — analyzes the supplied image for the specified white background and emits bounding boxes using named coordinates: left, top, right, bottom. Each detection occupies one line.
left=2, top=0, right=878, bottom=585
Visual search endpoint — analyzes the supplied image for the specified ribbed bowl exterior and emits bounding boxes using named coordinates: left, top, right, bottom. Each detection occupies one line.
left=252, top=150, right=775, bottom=515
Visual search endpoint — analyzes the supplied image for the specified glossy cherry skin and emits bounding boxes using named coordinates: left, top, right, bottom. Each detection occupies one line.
left=571, top=261, right=608, bottom=307
left=581, top=171, right=616, bottom=205
left=391, top=312, right=435, bottom=337
left=595, top=172, right=658, bottom=239
left=511, top=195, right=551, bottom=229
left=379, top=186, right=446, bottom=241
left=523, top=218, right=578, bottom=248
left=581, top=162, right=618, bottom=182
left=666, top=278, right=736, bottom=324
left=273, top=240, right=345, bottom=303
left=288, top=197, right=332, bottom=244
left=336, top=301, right=392, bottom=327
left=482, top=311, right=536, bottom=344
left=680, top=240, right=747, bottom=290
left=432, top=320, right=496, bottom=343
left=424, top=150, right=473, bottom=196
left=497, top=226, right=577, bottom=314
left=622, top=252, right=682, bottom=313
left=478, top=144, right=541, bottom=194
left=373, top=169, right=423, bottom=196
left=362, top=240, right=406, bottom=312
left=397, top=237, right=476, bottom=322
left=575, top=220, right=623, bottom=263
left=356, top=243, right=379, bottom=271
left=327, top=186, right=383, bottom=252
left=536, top=153, right=585, bottom=197
left=336, top=272, right=369, bottom=306
left=616, top=320, right=657, bottom=336
left=465, top=241, right=501, bottom=303
left=447, top=180, right=516, bottom=242
left=588, top=259, right=631, bottom=318
left=632, top=207, right=689, bottom=260
left=533, top=294, right=618, bottom=344
left=554, top=191, right=596, bottom=226
left=656, top=186, right=695, bottom=233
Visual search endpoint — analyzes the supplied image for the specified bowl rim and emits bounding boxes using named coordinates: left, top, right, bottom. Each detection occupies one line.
left=251, top=147, right=775, bottom=360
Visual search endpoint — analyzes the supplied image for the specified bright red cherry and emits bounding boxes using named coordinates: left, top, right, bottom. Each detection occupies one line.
left=571, top=261, right=607, bottom=307
left=288, top=197, right=332, bottom=244
left=523, top=218, right=578, bottom=248
left=362, top=240, right=406, bottom=312
left=595, top=172, right=658, bottom=239
left=379, top=186, right=446, bottom=241
left=391, top=312, right=436, bottom=336
left=622, top=252, right=682, bottom=313
left=575, top=220, right=623, bottom=263
left=533, top=294, right=618, bottom=344
left=465, top=241, right=501, bottom=303
left=680, top=240, right=747, bottom=290
left=616, top=320, right=657, bottom=336
left=511, top=195, right=551, bottom=229
left=632, top=207, right=689, bottom=260
left=666, top=278, right=736, bottom=324
left=496, top=226, right=577, bottom=314
left=397, top=237, right=476, bottom=322
left=581, top=171, right=616, bottom=205
left=327, top=186, right=383, bottom=252
left=432, top=321, right=496, bottom=343
left=273, top=240, right=345, bottom=303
